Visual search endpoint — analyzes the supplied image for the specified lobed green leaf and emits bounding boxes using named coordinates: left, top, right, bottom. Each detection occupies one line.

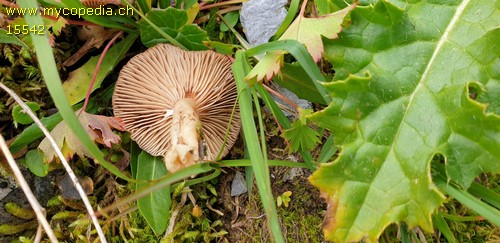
left=308, top=0, right=500, bottom=241
left=138, top=8, right=208, bottom=50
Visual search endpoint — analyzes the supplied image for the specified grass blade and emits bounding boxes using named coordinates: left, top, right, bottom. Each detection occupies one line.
left=434, top=176, right=500, bottom=225
left=220, top=159, right=309, bottom=168
left=136, top=0, right=150, bottom=14
left=271, top=0, right=300, bottom=40
left=432, top=213, right=458, bottom=243
left=318, top=134, right=337, bottom=163
left=233, top=51, right=285, bottom=242
left=98, top=163, right=213, bottom=216
left=18, top=0, right=133, bottom=182
left=0, top=29, right=30, bottom=48
left=468, top=182, right=500, bottom=209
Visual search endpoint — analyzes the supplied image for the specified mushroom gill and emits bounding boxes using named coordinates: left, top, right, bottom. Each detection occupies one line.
left=112, top=44, right=241, bottom=172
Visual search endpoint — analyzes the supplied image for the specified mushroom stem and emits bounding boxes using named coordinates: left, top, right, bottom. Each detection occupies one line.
left=164, top=98, right=203, bottom=172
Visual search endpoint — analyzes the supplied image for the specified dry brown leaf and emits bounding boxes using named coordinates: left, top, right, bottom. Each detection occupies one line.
left=39, top=110, right=125, bottom=162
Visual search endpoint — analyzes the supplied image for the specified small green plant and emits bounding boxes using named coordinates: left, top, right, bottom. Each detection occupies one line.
left=276, top=191, right=292, bottom=208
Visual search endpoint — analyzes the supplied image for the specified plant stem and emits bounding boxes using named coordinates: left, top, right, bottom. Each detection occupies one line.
left=0, top=134, right=58, bottom=242
left=0, top=83, right=107, bottom=242
left=80, top=30, right=124, bottom=114
left=199, top=0, right=246, bottom=11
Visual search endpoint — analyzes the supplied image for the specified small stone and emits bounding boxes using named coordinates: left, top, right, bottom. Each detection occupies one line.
left=231, top=172, right=247, bottom=197
left=58, top=174, right=94, bottom=200
left=240, top=0, right=288, bottom=46
left=283, top=167, right=305, bottom=182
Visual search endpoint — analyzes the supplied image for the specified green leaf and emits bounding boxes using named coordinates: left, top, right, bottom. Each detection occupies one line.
left=136, top=151, right=171, bottom=235
left=308, top=0, right=500, bottom=242
left=245, top=50, right=285, bottom=84
left=220, top=12, right=239, bottom=32
left=185, top=2, right=199, bottom=25
left=253, top=83, right=316, bottom=170
left=139, top=8, right=208, bottom=50
left=9, top=113, right=62, bottom=154
left=283, top=112, right=320, bottom=153
left=25, top=149, right=49, bottom=177
left=203, top=41, right=240, bottom=55
left=129, top=142, right=141, bottom=178
left=317, top=134, right=337, bottom=163
left=273, top=63, right=327, bottom=105
left=314, top=0, right=344, bottom=15
left=245, top=3, right=355, bottom=83
left=245, top=40, right=331, bottom=104
left=12, top=102, right=40, bottom=125
left=62, top=33, right=137, bottom=105
left=0, top=29, right=30, bottom=49
left=8, top=85, right=105, bottom=154
left=47, top=17, right=67, bottom=36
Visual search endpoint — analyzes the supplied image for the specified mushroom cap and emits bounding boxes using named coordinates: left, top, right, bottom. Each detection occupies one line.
left=112, top=44, right=241, bottom=161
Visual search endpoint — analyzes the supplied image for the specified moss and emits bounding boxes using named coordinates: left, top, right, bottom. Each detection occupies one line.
left=222, top=168, right=325, bottom=242
left=4, top=202, right=35, bottom=220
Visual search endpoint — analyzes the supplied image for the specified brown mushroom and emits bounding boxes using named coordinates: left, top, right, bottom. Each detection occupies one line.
left=112, top=44, right=241, bottom=172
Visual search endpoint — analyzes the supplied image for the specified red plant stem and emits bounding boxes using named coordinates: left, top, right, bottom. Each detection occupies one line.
left=79, top=30, right=124, bottom=115
left=263, top=83, right=299, bottom=110
left=274, top=113, right=292, bottom=149
left=199, top=0, right=245, bottom=11
left=0, top=0, right=16, bottom=8
left=261, top=83, right=295, bottom=149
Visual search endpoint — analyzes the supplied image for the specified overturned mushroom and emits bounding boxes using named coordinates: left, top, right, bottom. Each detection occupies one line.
left=112, top=44, right=241, bottom=172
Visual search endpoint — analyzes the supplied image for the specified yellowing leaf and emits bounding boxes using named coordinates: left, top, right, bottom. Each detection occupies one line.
left=49, top=17, right=67, bottom=36
left=280, top=1, right=355, bottom=62
left=244, top=1, right=355, bottom=83
left=39, top=110, right=124, bottom=162
left=186, top=2, right=200, bottom=25
left=245, top=50, right=285, bottom=84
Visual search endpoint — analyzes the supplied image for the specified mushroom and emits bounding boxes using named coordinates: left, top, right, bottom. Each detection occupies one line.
left=112, top=44, right=241, bottom=172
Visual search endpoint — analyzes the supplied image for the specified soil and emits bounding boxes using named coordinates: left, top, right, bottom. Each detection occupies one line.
left=217, top=167, right=326, bottom=242
left=0, top=169, right=57, bottom=241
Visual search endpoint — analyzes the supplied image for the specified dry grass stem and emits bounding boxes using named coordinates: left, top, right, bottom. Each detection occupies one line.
left=0, top=83, right=107, bottom=242
left=0, top=134, right=58, bottom=242
left=34, top=223, right=43, bottom=242
left=165, top=192, right=188, bottom=238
